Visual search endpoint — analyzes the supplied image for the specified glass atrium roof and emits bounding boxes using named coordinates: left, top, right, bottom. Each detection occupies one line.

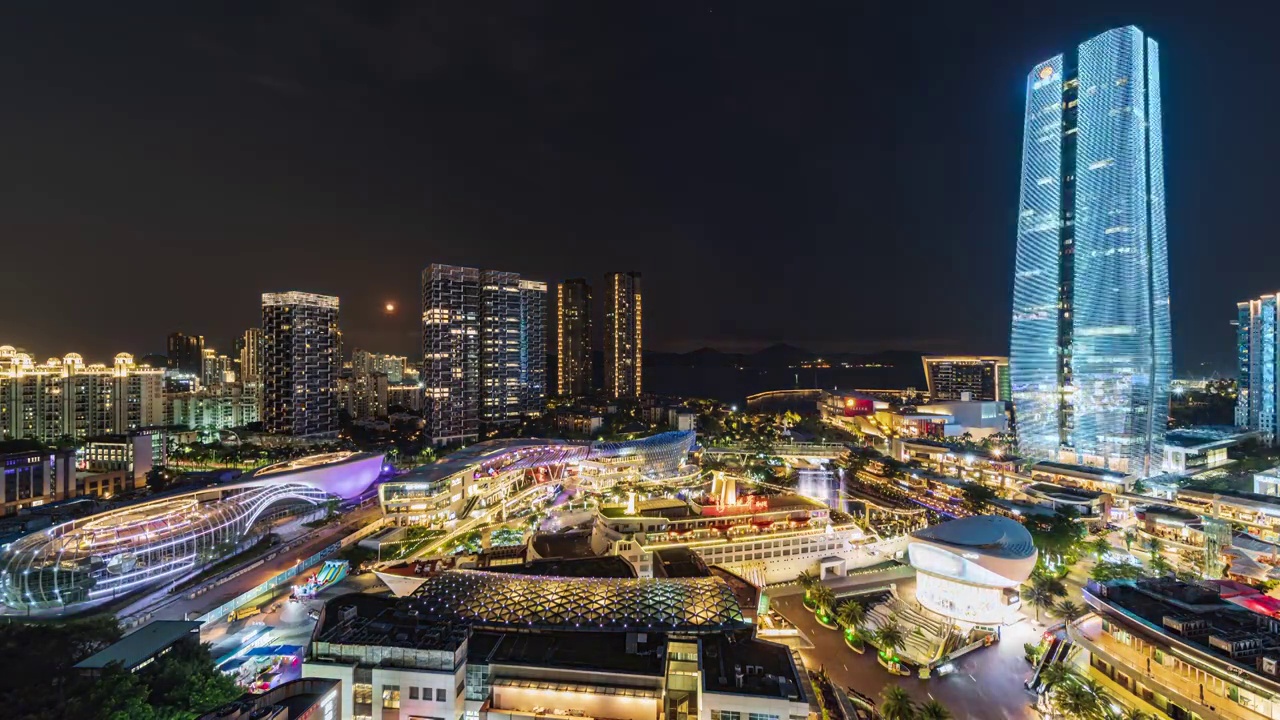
left=408, top=569, right=747, bottom=633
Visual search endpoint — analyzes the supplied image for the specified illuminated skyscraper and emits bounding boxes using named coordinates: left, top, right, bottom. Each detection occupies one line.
left=557, top=279, right=593, bottom=397
left=604, top=272, right=642, bottom=398
left=262, top=292, right=340, bottom=437
left=1009, top=26, right=1171, bottom=476
left=1236, top=295, right=1280, bottom=444
left=421, top=265, right=547, bottom=445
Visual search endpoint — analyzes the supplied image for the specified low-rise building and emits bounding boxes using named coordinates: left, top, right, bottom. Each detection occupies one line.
left=1162, top=427, right=1259, bottom=474
left=74, top=620, right=202, bottom=676
left=0, top=441, right=75, bottom=516
left=305, top=570, right=814, bottom=720
left=1076, top=577, right=1280, bottom=720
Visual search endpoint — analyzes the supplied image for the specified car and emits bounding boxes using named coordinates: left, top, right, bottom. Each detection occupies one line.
left=307, top=609, right=320, bottom=620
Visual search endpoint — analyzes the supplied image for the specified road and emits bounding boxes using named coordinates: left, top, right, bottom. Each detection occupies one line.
left=771, top=594, right=1043, bottom=720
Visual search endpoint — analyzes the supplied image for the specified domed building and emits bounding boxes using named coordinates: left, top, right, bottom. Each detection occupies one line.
left=907, top=515, right=1037, bottom=625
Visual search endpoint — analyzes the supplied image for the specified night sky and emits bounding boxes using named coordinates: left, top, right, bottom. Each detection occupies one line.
left=0, top=1, right=1272, bottom=375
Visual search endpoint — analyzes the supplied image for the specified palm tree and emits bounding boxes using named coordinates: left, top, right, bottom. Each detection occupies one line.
left=1021, top=576, right=1066, bottom=622
left=1122, top=529, right=1138, bottom=553
left=1144, top=536, right=1164, bottom=557
left=835, top=600, right=865, bottom=636
left=1117, top=706, right=1149, bottom=720
left=797, top=570, right=817, bottom=603
left=811, top=584, right=837, bottom=620
left=1052, top=681, right=1101, bottom=719
left=1086, top=536, right=1112, bottom=560
left=1038, top=661, right=1077, bottom=695
left=874, top=623, right=907, bottom=658
left=1053, top=600, right=1086, bottom=624
left=917, top=699, right=952, bottom=720
left=879, top=686, right=916, bottom=720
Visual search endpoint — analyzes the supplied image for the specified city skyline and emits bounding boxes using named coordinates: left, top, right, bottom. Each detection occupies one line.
left=0, top=4, right=1269, bottom=376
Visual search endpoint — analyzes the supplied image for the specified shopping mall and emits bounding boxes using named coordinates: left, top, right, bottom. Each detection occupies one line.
left=376, top=431, right=699, bottom=526
left=906, top=515, right=1038, bottom=626
left=0, top=451, right=385, bottom=612
left=306, top=558, right=814, bottom=720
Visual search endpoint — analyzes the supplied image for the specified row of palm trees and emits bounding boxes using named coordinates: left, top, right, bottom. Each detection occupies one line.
left=1037, top=661, right=1154, bottom=720
left=1019, top=574, right=1089, bottom=623
left=800, top=571, right=912, bottom=657
left=878, top=686, right=951, bottom=720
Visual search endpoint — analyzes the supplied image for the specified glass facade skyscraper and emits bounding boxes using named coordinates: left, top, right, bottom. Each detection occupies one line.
left=1235, top=295, right=1280, bottom=444
left=1010, top=26, right=1171, bottom=476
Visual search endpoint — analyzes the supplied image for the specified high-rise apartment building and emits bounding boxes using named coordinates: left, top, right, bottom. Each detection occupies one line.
left=0, top=347, right=164, bottom=444
left=237, top=328, right=264, bottom=384
left=201, top=348, right=233, bottom=387
left=557, top=279, right=593, bottom=397
left=922, top=356, right=1009, bottom=402
left=352, top=350, right=408, bottom=385
left=166, top=333, right=204, bottom=376
left=1009, top=26, right=1171, bottom=476
left=604, top=272, right=642, bottom=398
left=262, top=292, right=340, bottom=437
left=1235, top=295, right=1280, bottom=443
left=421, top=265, right=547, bottom=445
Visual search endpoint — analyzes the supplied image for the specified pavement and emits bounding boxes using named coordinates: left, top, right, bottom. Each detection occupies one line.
left=771, top=593, right=1043, bottom=720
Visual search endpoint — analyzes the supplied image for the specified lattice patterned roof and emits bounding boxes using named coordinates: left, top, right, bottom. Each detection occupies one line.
left=408, top=569, right=746, bottom=633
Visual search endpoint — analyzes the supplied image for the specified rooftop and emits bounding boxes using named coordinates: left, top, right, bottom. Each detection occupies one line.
left=313, top=593, right=469, bottom=654
left=74, top=620, right=201, bottom=670
left=651, top=547, right=711, bottom=578
left=701, top=635, right=804, bottom=699
left=1025, top=482, right=1103, bottom=501
left=910, top=515, right=1036, bottom=559
left=408, top=569, right=748, bottom=633
left=1031, top=460, right=1127, bottom=481
left=487, top=631, right=667, bottom=676
left=484, top=555, right=636, bottom=579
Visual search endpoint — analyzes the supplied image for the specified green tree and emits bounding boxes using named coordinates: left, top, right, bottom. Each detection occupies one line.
left=811, top=584, right=837, bottom=620
left=796, top=570, right=818, bottom=601
left=873, top=623, right=907, bottom=657
left=67, top=664, right=158, bottom=720
left=1090, top=560, right=1144, bottom=583
left=1053, top=600, right=1086, bottom=623
left=1131, top=478, right=1149, bottom=495
left=879, top=686, right=916, bottom=720
left=1086, top=536, right=1112, bottom=560
left=1052, top=681, right=1102, bottom=719
left=1123, top=529, right=1138, bottom=553
left=1021, top=575, right=1067, bottom=622
left=835, top=600, right=865, bottom=636
left=918, top=699, right=953, bottom=720
left=1118, top=706, right=1150, bottom=720
left=1038, top=661, right=1077, bottom=696
left=143, top=640, right=241, bottom=717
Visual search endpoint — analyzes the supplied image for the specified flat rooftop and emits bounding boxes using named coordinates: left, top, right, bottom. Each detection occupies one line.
left=651, top=547, right=711, bottom=578
left=1032, top=460, right=1127, bottom=480
left=75, top=620, right=201, bottom=670
left=1093, top=578, right=1280, bottom=682
left=1026, top=482, right=1103, bottom=500
left=313, top=593, right=468, bottom=653
left=701, top=634, right=803, bottom=699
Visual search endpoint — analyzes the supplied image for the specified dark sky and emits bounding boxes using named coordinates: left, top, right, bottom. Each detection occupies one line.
left=0, top=2, right=1272, bottom=375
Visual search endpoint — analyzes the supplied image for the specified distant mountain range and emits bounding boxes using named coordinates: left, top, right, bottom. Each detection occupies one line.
left=643, top=343, right=926, bottom=370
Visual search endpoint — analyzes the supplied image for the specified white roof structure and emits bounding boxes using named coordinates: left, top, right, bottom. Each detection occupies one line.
left=910, top=515, right=1036, bottom=561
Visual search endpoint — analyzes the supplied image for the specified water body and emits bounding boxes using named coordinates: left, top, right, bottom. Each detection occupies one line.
left=643, top=365, right=922, bottom=406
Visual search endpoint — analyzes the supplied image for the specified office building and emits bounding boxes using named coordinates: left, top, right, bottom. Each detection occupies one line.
left=557, top=278, right=593, bottom=397
left=166, top=333, right=204, bottom=376
left=604, top=271, right=642, bottom=398
left=237, top=327, right=264, bottom=384
left=921, top=356, right=1009, bottom=402
left=262, top=292, right=340, bottom=437
left=1009, top=26, right=1172, bottom=476
left=0, top=349, right=164, bottom=444
left=421, top=265, right=547, bottom=445
left=0, top=441, right=75, bottom=516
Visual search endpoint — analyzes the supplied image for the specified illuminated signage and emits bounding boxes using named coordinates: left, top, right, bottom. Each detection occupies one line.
left=1038, top=65, right=1054, bottom=80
